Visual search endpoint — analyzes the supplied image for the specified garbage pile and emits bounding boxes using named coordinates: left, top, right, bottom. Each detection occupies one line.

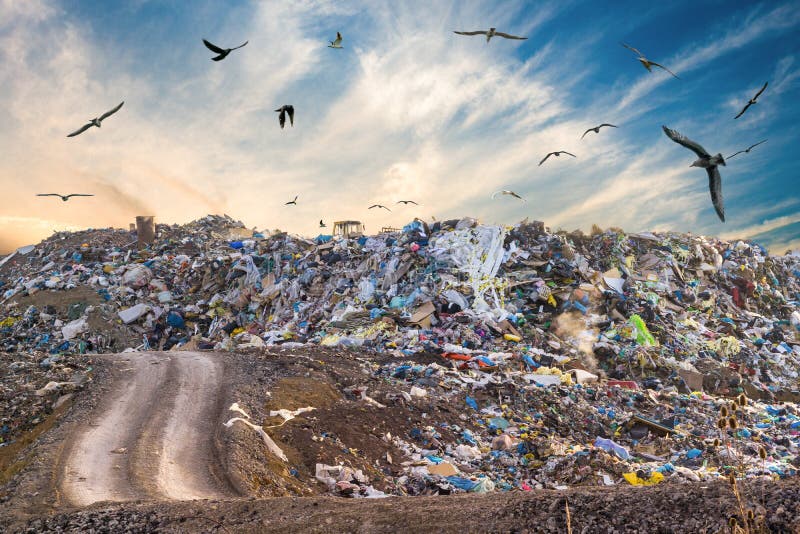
left=1, top=214, right=799, bottom=492
left=356, top=354, right=800, bottom=496
left=0, top=351, right=93, bottom=450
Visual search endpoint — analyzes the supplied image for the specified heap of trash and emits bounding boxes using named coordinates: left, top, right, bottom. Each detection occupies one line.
left=1, top=214, right=799, bottom=492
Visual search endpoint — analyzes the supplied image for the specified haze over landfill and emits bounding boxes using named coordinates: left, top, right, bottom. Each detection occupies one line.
left=1, top=0, right=799, bottom=254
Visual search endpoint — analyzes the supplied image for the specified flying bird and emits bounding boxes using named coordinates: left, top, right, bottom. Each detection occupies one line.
left=539, top=151, right=576, bottom=166
left=66, top=102, right=124, bottom=137
left=319, top=220, right=326, bottom=228
left=328, top=32, right=343, bottom=48
left=275, top=105, right=294, bottom=129
left=581, top=123, right=617, bottom=139
left=662, top=126, right=726, bottom=222
left=491, top=190, right=526, bottom=202
left=453, top=28, right=527, bottom=42
left=728, top=139, right=767, bottom=159
left=396, top=200, right=418, bottom=205
left=621, top=43, right=679, bottom=79
left=368, top=204, right=391, bottom=211
left=202, top=38, right=248, bottom=61
left=37, top=193, right=94, bottom=202
left=734, top=82, right=768, bottom=119
left=285, top=196, right=298, bottom=205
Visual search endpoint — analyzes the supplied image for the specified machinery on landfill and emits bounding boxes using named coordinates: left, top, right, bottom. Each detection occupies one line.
left=333, top=220, right=365, bottom=239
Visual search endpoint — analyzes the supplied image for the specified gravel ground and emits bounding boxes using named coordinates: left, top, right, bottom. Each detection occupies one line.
left=12, top=479, right=800, bottom=533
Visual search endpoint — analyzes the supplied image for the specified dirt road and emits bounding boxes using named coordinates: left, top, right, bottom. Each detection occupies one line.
left=60, top=351, right=235, bottom=505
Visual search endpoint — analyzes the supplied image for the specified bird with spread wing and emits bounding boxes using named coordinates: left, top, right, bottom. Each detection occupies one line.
left=275, top=105, right=294, bottom=129
left=328, top=32, right=343, bottom=48
left=539, top=151, right=576, bottom=166
left=67, top=102, right=124, bottom=137
left=202, top=38, right=248, bottom=61
left=454, top=28, right=527, bottom=43
left=662, top=126, right=726, bottom=222
left=491, top=190, right=526, bottom=202
left=734, top=82, right=768, bottom=119
left=37, top=193, right=94, bottom=202
left=581, top=123, right=617, bottom=139
left=621, top=43, right=679, bottom=79
left=728, top=139, right=767, bottom=159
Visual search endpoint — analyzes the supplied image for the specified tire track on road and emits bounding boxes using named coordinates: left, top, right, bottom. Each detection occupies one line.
left=60, top=352, right=233, bottom=505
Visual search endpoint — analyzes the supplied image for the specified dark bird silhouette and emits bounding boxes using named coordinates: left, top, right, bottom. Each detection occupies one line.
left=369, top=204, right=391, bottom=212
left=539, top=151, right=576, bottom=165
left=37, top=193, right=94, bottom=202
left=728, top=139, right=767, bottom=159
left=328, top=32, right=343, bottom=48
left=319, top=220, right=326, bottom=228
left=396, top=200, right=418, bottom=205
left=453, top=28, right=527, bottom=42
left=734, top=82, right=768, bottom=119
left=621, top=43, right=679, bottom=79
left=66, top=102, right=124, bottom=137
left=491, top=190, right=526, bottom=202
left=285, top=196, right=298, bottom=205
left=581, top=123, right=617, bottom=139
left=662, top=126, right=726, bottom=222
left=275, top=105, right=294, bottom=129
left=202, top=38, right=248, bottom=61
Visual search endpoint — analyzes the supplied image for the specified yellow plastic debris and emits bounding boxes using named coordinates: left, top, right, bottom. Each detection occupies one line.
left=707, top=336, right=741, bottom=356
left=0, top=317, right=19, bottom=327
left=623, top=471, right=664, bottom=486
left=320, top=334, right=340, bottom=346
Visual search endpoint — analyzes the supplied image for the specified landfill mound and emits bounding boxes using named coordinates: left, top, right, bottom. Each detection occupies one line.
left=1, top=214, right=800, bottom=528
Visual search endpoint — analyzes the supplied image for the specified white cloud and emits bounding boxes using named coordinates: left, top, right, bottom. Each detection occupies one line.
left=0, top=0, right=797, bottom=255
left=772, top=56, right=800, bottom=95
left=718, top=212, right=800, bottom=242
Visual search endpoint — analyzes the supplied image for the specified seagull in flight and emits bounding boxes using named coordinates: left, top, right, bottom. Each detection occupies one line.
left=328, top=32, right=343, bottom=48
left=539, top=151, right=576, bottom=166
left=319, top=220, right=327, bottom=228
left=66, top=102, right=124, bottom=137
left=728, top=139, right=767, bottom=160
left=581, top=123, right=617, bottom=139
left=491, top=190, right=526, bottom=202
left=734, top=82, right=768, bottom=119
left=662, top=126, right=726, bottom=222
left=202, top=39, right=248, bottom=61
left=275, top=105, right=294, bottom=129
left=396, top=200, right=418, bottom=205
left=368, top=204, right=391, bottom=212
left=621, top=43, right=679, bottom=79
left=453, top=28, right=527, bottom=43
left=37, top=193, right=94, bottom=202
left=285, top=196, right=298, bottom=205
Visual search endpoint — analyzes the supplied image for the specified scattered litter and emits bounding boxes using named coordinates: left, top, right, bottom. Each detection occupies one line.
left=268, top=406, right=315, bottom=426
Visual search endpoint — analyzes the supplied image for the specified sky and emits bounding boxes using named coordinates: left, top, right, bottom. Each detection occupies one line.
left=1, top=0, right=799, bottom=254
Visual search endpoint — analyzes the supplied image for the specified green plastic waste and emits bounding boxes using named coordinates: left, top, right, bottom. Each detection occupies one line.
left=629, top=314, right=656, bottom=346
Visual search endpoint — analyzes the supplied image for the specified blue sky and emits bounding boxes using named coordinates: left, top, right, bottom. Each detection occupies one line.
left=0, top=0, right=798, bottom=253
